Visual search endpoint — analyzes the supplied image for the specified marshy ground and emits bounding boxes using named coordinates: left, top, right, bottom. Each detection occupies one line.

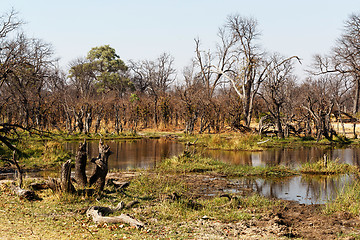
left=1, top=133, right=360, bottom=239
left=1, top=170, right=360, bottom=239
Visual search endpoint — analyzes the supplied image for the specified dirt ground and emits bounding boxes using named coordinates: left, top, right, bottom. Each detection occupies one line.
left=109, top=172, right=360, bottom=239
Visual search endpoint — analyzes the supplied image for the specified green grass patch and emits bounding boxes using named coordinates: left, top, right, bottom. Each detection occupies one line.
left=158, top=153, right=297, bottom=178
left=324, top=180, right=360, bottom=215
left=300, top=159, right=358, bottom=175
left=178, top=133, right=355, bottom=152
left=179, top=133, right=265, bottom=151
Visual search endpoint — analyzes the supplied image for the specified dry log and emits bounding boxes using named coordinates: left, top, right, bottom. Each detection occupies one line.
left=107, top=179, right=130, bottom=191
left=86, top=206, right=144, bottom=228
left=10, top=184, right=42, bottom=201
left=29, top=182, right=49, bottom=190
left=74, top=139, right=88, bottom=188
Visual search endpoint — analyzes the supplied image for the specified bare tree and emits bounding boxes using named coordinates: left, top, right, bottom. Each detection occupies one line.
left=300, top=77, right=336, bottom=141
left=129, top=53, right=176, bottom=127
left=312, top=13, right=360, bottom=137
left=259, top=54, right=298, bottom=138
left=68, top=57, right=96, bottom=99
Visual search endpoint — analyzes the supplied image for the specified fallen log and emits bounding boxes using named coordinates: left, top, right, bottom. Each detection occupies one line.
left=46, top=177, right=60, bottom=192
left=29, top=182, right=49, bottom=191
left=10, top=184, right=42, bottom=201
left=86, top=205, right=144, bottom=228
left=107, top=179, right=130, bottom=191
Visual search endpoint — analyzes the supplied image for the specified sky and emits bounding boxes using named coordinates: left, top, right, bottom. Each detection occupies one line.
left=2, top=0, right=360, bottom=80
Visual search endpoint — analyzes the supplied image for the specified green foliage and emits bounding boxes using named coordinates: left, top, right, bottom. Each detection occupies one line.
left=87, top=45, right=127, bottom=72
left=69, top=45, right=132, bottom=96
left=129, top=93, right=139, bottom=103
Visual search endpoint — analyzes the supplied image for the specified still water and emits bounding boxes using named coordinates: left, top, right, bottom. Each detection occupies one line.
left=64, top=139, right=359, bottom=204
left=64, top=138, right=184, bottom=170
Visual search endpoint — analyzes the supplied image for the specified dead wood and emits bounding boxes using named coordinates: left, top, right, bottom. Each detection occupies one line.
left=86, top=203, right=144, bottom=228
left=2, top=151, right=23, bottom=188
left=74, top=139, right=87, bottom=188
left=89, top=139, right=111, bottom=193
left=46, top=177, right=60, bottom=192
left=2, top=151, right=41, bottom=200
left=125, top=200, right=140, bottom=209
left=60, top=159, right=75, bottom=193
left=107, top=179, right=130, bottom=191
left=10, top=184, right=41, bottom=201
left=29, top=182, right=49, bottom=190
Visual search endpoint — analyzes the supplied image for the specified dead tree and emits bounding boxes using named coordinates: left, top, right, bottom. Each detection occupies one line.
left=73, top=107, right=84, bottom=133
left=4, top=151, right=41, bottom=200
left=74, top=140, right=87, bottom=188
left=60, top=159, right=75, bottom=193
left=89, top=139, right=111, bottom=193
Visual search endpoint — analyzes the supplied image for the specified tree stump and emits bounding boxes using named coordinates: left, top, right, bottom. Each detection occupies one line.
left=74, top=140, right=87, bottom=188
left=89, top=139, right=111, bottom=193
left=61, top=159, right=75, bottom=193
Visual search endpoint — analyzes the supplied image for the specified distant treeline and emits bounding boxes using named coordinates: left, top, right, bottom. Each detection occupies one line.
left=2, top=10, right=360, bottom=141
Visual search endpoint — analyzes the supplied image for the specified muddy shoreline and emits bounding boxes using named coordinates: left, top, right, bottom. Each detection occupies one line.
left=105, top=171, right=360, bottom=239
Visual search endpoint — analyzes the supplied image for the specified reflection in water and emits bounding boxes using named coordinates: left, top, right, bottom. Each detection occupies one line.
left=231, top=175, right=352, bottom=205
left=64, top=138, right=184, bottom=170
left=64, top=140, right=359, bottom=204
left=205, top=147, right=360, bottom=168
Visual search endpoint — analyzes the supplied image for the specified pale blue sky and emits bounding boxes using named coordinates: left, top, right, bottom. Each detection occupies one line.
left=3, top=0, right=360, bottom=79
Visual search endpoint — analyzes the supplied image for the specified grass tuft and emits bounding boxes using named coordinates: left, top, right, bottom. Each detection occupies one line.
left=300, top=158, right=358, bottom=175
left=324, top=180, right=360, bottom=215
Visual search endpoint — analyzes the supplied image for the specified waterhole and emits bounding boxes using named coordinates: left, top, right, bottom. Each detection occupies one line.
left=61, top=139, right=359, bottom=204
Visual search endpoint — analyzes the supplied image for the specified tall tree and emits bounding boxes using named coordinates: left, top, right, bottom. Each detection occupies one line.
left=69, top=45, right=131, bottom=98
left=0, top=9, right=57, bottom=149
left=129, top=53, right=176, bottom=127
left=312, top=13, right=360, bottom=137
left=259, top=54, right=298, bottom=138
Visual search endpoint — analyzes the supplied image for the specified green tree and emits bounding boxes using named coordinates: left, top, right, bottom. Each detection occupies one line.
left=69, top=45, right=132, bottom=98
left=87, top=45, right=131, bottom=95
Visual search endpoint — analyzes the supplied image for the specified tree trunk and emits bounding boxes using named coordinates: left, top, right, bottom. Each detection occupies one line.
left=61, top=159, right=75, bottom=193
left=89, top=139, right=111, bottom=193
left=243, top=81, right=253, bottom=127
left=84, top=112, right=92, bottom=134
left=275, top=106, right=284, bottom=139
left=74, top=140, right=87, bottom=188
left=94, top=115, right=101, bottom=133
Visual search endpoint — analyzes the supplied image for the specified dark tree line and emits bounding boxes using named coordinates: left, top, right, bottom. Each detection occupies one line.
left=2, top=10, right=360, bottom=145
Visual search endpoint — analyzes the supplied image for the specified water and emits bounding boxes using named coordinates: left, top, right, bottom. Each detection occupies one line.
left=63, top=139, right=359, bottom=204
left=64, top=138, right=184, bottom=170
left=203, top=147, right=360, bottom=168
